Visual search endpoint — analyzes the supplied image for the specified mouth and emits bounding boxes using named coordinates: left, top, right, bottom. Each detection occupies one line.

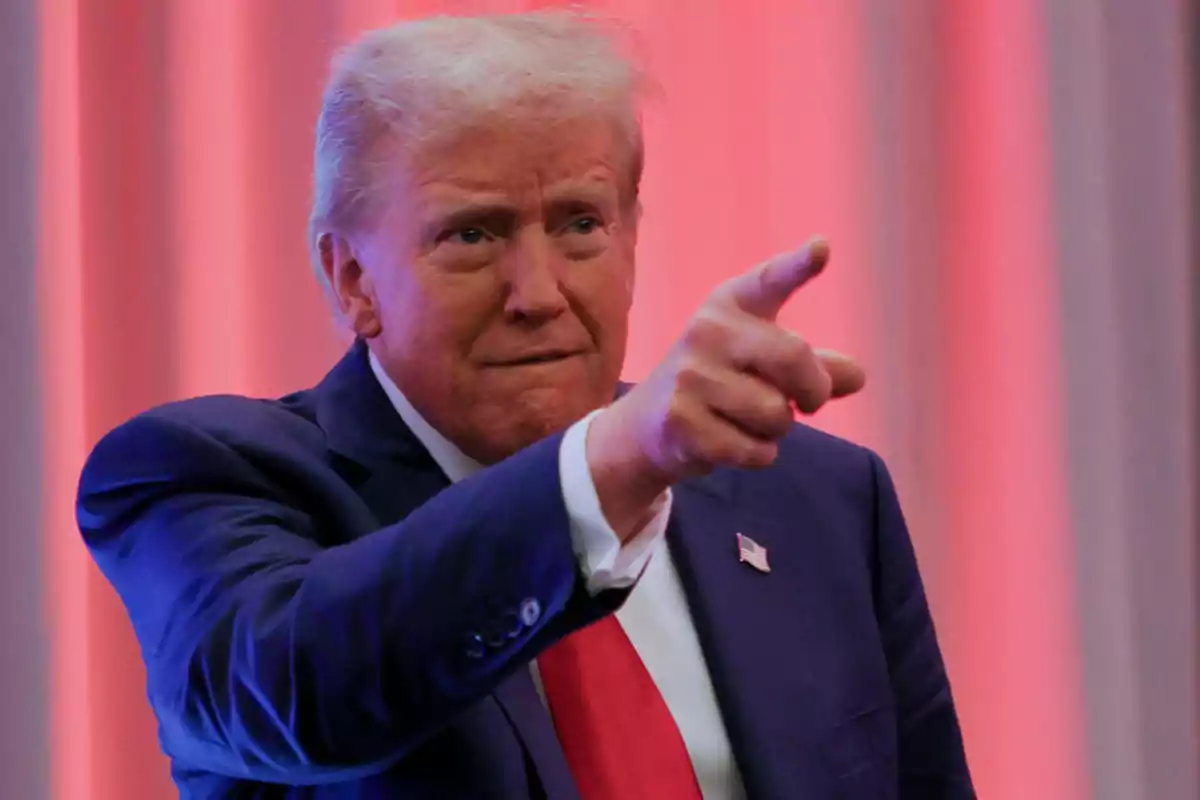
left=483, top=351, right=584, bottom=367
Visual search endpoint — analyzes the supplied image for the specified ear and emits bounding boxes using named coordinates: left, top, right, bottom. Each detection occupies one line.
left=317, top=232, right=383, bottom=339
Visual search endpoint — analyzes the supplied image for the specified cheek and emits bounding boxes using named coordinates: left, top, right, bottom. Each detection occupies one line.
left=379, top=269, right=498, bottom=362
left=564, top=259, right=634, bottom=351
left=593, top=240, right=636, bottom=316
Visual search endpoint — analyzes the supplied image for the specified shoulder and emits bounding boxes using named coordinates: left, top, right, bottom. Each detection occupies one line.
left=778, top=420, right=877, bottom=472
left=775, top=420, right=883, bottom=495
left=79, top=392, right=327, bottom=494
left=725, top=420, right=890, bottom=535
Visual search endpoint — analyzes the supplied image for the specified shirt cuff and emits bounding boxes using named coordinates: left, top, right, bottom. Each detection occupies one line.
left=558, top=410, right=673, bottom=595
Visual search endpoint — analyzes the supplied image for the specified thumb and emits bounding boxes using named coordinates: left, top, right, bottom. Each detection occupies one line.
left=815, top=348, right=867, bottom=398
left=723, top=237, right=830, bottom=320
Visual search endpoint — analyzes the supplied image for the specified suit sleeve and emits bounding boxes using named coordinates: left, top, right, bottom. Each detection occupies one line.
left=76, top=411, right=622, bottom=785
left=867, top=451, right=976, bottom=798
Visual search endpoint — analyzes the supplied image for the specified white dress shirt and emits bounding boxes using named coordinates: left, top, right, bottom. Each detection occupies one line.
left=369, top=353, right=746, bottom=800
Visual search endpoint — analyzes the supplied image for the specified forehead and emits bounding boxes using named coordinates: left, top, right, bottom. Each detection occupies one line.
left=403, top=114, right=629, bottom=199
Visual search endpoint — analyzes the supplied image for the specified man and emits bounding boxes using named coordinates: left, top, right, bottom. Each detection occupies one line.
left=77, top=11, right=973, bottom=799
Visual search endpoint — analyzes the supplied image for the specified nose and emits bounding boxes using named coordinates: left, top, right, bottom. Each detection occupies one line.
left=502, top=231, right=569, bottom=324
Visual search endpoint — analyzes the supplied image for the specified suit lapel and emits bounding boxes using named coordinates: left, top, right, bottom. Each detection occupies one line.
left=310, top=341, right=577, bottom=797
left=313, top=341, right=435, bottom=472
left=667, top=474, right=832, bottom=795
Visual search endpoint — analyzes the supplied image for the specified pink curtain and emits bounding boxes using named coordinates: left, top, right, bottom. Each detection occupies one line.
left=36, top=1, right=1194, bottom=798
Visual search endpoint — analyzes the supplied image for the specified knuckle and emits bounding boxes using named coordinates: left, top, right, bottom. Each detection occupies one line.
left=704, top=431, right=776, bottom=469
left=753, top=333, right=811, bottom=389
left=658, top=401, right=697, bottom=469
left=674, top=355, right=709, bottom=395
left=704, top=438, right=738, bottom=466
left=762, top=395, right=794, bottom=436
left=662, top=396, right=701, bottom=450
left=794, top=399, right=818, bottom=416
left=663, top=394, right=689, bottom=431
left=682, top=310, right=728, bottom=352
left=794, top=386, right=830, bottom=415
left=708, top=281, right=736, bottom=306
left=762, top=389, right=790, bottom=416
left=782, top=332, right=814, bottom=363
left=737, top=439, right=779, bottom=468
left=755, top=441, right=781, bottom=467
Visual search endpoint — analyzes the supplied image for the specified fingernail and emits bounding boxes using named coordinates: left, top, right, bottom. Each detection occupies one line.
left=805, top=237, right=830, bottom=265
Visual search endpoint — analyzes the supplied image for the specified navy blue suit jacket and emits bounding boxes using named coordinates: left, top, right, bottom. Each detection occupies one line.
left=77, top=341, right=973, bottom=798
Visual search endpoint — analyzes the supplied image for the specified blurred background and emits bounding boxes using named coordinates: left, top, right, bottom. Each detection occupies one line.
left=0, top=0, right=1195, bottom=798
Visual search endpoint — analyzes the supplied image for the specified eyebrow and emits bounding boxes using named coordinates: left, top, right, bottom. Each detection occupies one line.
left=420, top=202, right=519, bottom=239
left=417, top=176, right=622, bottom=235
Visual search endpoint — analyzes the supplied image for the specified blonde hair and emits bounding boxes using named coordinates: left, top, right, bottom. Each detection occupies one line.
left=308, top=10, right=648, bottom=286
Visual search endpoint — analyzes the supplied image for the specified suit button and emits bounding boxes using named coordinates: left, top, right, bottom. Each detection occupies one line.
left=485, top=623, right=509, bottom=649
left=519, top=598, right=541, bottom=627
left=465, top=633, right=486, bottom=659
left=501, top=610, right=523, bottom=640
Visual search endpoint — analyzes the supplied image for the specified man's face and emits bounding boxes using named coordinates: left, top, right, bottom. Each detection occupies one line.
left=351, top=114, right=639, bottom=464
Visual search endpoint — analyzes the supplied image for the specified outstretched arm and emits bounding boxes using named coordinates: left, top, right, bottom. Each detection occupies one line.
left=77, top=411, right=623, bottom=785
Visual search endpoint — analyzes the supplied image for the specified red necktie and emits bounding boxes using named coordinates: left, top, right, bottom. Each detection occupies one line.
left=538, top=615, right=704, bottom=800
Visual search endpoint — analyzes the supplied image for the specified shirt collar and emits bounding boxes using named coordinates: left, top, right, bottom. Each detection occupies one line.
left=368, top=349, right=482, bottom=483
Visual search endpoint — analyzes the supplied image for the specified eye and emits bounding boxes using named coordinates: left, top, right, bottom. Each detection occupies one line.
left=440, top=227, right=491, bottom=245
left=565, top=216, right=602, bottom=235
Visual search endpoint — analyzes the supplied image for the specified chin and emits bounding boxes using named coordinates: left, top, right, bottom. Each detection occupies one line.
left=512, top=393, right=590, bottom=440
left=468, top=386, right=604, bottom=464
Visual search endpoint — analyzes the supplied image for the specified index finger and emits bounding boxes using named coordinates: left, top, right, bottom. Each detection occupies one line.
left=721, top=237, right=830, bottom=320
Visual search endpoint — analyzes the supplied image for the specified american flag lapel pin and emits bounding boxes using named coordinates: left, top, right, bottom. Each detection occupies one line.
left=736, top=532, right=771, bottom=573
